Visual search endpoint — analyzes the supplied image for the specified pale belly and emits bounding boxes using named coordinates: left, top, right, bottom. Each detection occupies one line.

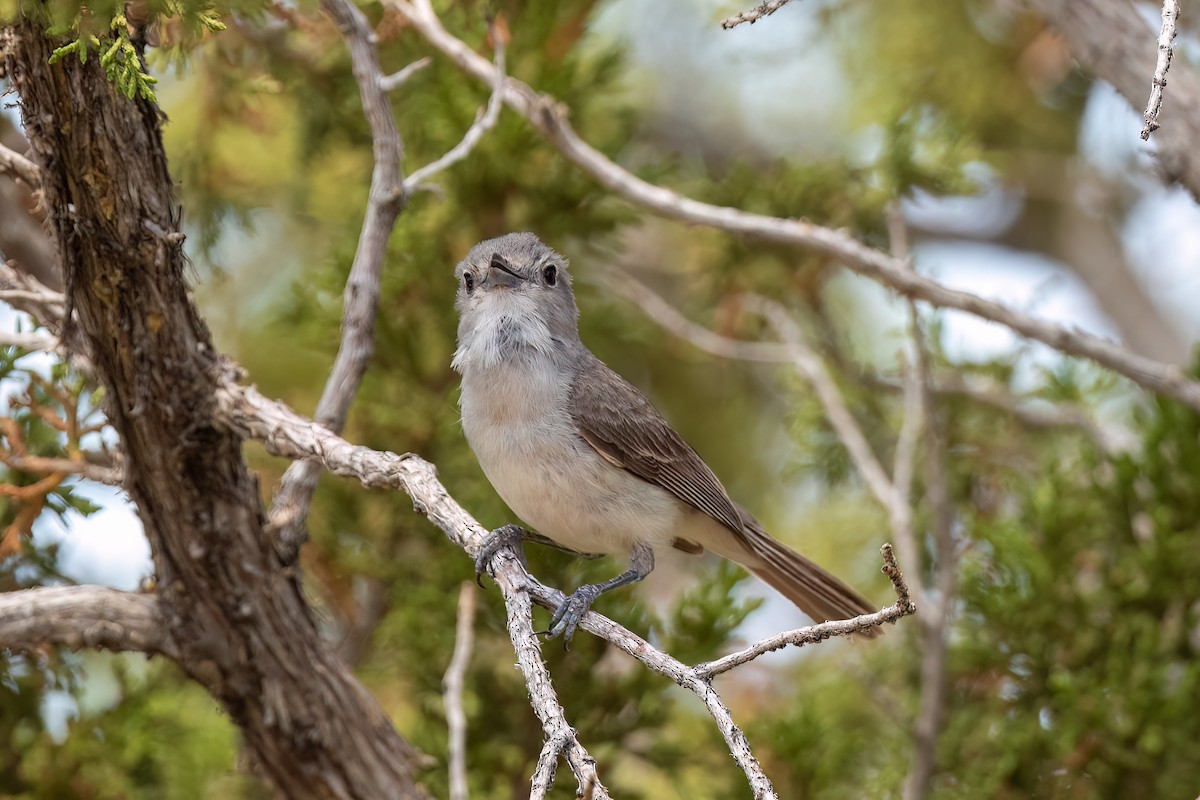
left=460, top=367, right=683, bottom=556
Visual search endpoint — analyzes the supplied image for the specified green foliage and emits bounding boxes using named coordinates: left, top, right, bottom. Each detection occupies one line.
left=7, top=0, right=1199, bottom=798
left=5, top=657, right=249, bottom=799
left=945, top=394, right=1200, bottom=798
left=49, top=16, right=160, bottom=100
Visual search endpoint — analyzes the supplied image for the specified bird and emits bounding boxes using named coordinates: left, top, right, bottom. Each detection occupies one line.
left=453, top=232, right=877, bottom=643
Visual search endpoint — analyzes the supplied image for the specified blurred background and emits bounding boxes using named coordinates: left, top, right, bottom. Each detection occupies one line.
left=2, top=0, right=1199, bottom=797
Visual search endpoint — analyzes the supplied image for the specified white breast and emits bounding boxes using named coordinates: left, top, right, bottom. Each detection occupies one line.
left=459, top=358, right=682, bottom=557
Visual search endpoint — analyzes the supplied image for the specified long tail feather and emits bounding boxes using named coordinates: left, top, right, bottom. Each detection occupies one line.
left=738, top=515, right=881, bottom=638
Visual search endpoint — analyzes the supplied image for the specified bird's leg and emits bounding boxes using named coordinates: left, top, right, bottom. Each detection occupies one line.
left=475, top=524, right=532, bottom=586
left=543, top=543, right=654, bottom=645
left=477, top=525, right=610, bottom=586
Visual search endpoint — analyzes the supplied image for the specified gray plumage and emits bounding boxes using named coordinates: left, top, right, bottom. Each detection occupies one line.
left=453, top=232, right=877, bottom=641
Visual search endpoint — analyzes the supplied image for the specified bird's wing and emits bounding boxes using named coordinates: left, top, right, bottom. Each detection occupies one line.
left=569, top=354, right=746, bottom=538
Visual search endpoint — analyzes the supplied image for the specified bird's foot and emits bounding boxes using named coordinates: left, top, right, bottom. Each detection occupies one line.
left=474, top=524, right=529, bottom=586
left=540, top=583, right=603, bottom=647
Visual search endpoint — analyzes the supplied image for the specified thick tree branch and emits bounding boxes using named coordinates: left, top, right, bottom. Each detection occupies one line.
left=0, top=585, right=174, bottom=658
left=270, top=0, right=408, bottom=560
left=392, top=0, right=1200, bottom=412
left=5, top=17, right=427, bottom=798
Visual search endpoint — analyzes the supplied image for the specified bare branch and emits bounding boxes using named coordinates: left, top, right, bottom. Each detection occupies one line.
left=0, top=142, right=39, bottom=186
left=612, top=266, right=1115, bottom=448
left=270, top=0, right=409, bottom=559
left=1028, top=0, right=1200, bottom=198
left=605, top=269, right=788, bottom=362
left=696, top=544, right=915, bottom=678
left=0, top=330, right=57, bottom=351
left=382, top=56, right=431, bottom=91
left=216, top=379, right=913, bottom=798
left=0, top=585, right=175, bottom=658
left=404, top=34, right=506, bottom=194
left=891, top=205, right=951, bottom=800
left=904, top=337, right=956, bottom=800
left=393, top=0, right=1200, bottom=412
left=0, top=271, right=66, bottom=323
left=720, top=0, right=796, bottom=30
left=444, top=581, right=476, bottom=800
left=1141, top=0, right=1181, bottom=140
left=742, top=294, right=895, bottom=510
left=1, top=453, right=122, bottom=485
left=886, top=206, right=930, bottom=610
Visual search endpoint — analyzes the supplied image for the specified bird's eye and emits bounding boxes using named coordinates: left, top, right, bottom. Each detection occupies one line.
left=542, top=265, right=557, bottom=286
left=463, top=272, right=475, bottom=292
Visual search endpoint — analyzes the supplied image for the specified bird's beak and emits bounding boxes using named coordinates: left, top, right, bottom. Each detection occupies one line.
left=485, top=262, right=525, bottom=290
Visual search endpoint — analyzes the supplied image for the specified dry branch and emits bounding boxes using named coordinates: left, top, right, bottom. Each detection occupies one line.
left=1141, top=0, right=1181, bottom=140
left=0, top=142, right=40, bottom=186
left=216, top=378, right=913, bottom=798
left=5, top=15, right=428, bottom=796
left=721, top=0, right=797, bottom=29
left=1028, top=0, right=1200, bottom=198
left=382, top=56, right=432, bottom=91
left=444, top=582, right=477, bottom=800
left=392, top=0, right=1200, bottom=412
left=269, top=0, right=408, bottom=560
left=404, top=35, right=505, bottom=193
left=0, top=585, right=174, bottom=657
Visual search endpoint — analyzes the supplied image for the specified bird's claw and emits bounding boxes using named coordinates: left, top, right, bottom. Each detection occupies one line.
left=538, top=584, right=601, bottom=648
left=474, top=524, right=528, bottom=586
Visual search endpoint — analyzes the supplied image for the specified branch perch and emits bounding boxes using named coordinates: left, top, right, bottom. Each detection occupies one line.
left=215, top=377, right=914, bottom=799
left=0, top=585, right=174, bottom=658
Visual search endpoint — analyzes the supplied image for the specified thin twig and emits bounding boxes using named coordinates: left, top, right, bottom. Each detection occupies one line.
left=888, top=207, right=952, bottom=800
left=444, top=582, right=477, bottom=800
left=215, top=379, right=914, bottom=799
left=0, top=143, right=40, bottom=186
left=720, top=0, right=796, bottom=30
left=887, top=205, right=930, bottom=608
left=610, top=267, right=1114, bottom=447
left=697, top=544, right=914, bottom=678
left=1141, top=0, right=1181, bottom=140
left=741, top=294, right=895, bottom=510
left=605, top=269, right=787, bottom=362
left=381, top=56, right=432, bottom=91
left=270, top=0, right=408, bottom=560
left=403, top=34, right=505, bottom=194
left=392, top=0, right=1200, bottom=412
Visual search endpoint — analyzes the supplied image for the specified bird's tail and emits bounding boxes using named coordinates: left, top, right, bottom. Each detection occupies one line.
left=737, top=514, right=881, bottom=638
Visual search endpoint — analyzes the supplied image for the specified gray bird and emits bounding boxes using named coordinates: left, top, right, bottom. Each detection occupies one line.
left=454, top=232, right=877, bottom=643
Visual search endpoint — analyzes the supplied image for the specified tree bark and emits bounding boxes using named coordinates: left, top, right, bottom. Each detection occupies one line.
left=3, top=19, right=427, bottom=799
left=1028, top=0, right=1200, bottom=200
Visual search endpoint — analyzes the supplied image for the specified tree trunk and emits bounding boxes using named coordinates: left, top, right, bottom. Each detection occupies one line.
left=3, top=18, right=427, bottom=799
